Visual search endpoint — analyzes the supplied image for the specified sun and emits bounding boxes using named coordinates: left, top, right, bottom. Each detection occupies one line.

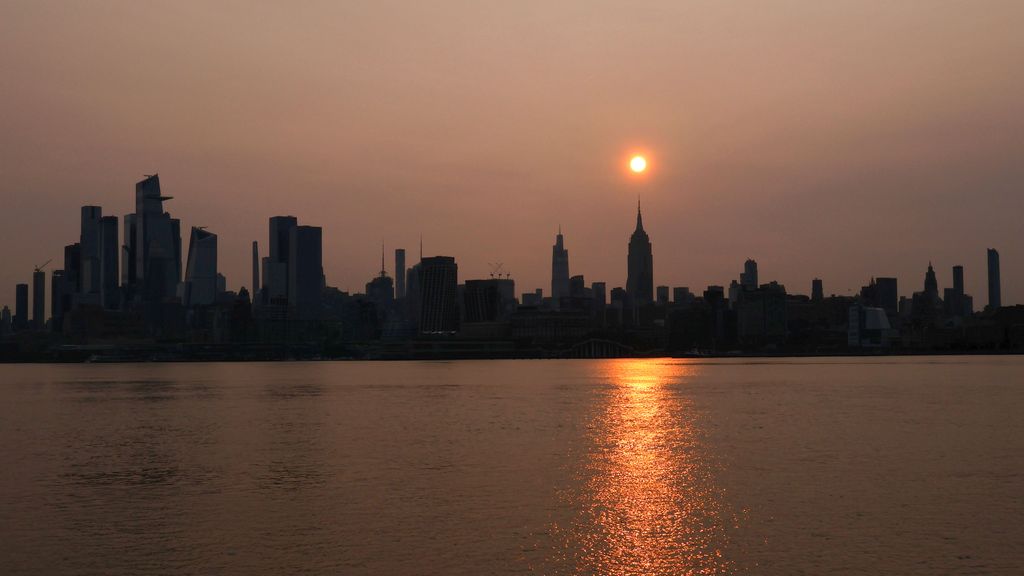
left=629, top=155, right=647, bottom=173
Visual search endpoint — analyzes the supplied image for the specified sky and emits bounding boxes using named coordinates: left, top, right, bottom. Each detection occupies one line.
left=2, top=0, right=1022, bottom=310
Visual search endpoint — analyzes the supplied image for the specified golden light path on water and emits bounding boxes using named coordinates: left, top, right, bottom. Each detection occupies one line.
left=554, top=359, right=733, bottom=575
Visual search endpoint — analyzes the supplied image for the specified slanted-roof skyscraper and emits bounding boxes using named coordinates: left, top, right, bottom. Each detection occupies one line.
left=180, top=227, right=218, bottom=307
left=123, top=175, right=182, bottom=305
left=626, top=200, right=653, bottom=306
left=551, top=227, right=570, bottom=306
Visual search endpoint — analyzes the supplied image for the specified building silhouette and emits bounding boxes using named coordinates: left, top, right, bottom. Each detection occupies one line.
left=656, top=285, right=669, bottom=305
left=14, top=283, right=28, bottom=331
left=179, top=227, right=218, bottom=307
left=741, top=259, right=758, bottom=290
left=418, top=256, right=459, bottom=334
left=262, top=216, right=297, bottom=304
left=59, top=243, right=81, bottom=320
left=551, top=228, right=570, bottom=306
left=0, top=305, right=10, bottom=335
left=875, top=277, right=898, bottom=317
left=910, top=263, right=943, bottom=320
left=673, top=286, right=695, bottom=306
left=50, top=270, right=65, bottom=332
left=251, top=241, right=260, bottom=297
left=366, top=246, right=394, bottom=308
left=76, top=207, right=119, bottom=309
left=288, top=224, right=323, bottom=320
left=812, top=278, right=823, bottom=302
left=124, top=175, right=181, bottom=305
left=736, top=281, right=787, bottom=347
left=99, top=215, right=119, bottom=309
left=944, top=265, right=973, bottom=318
left=80, top=206, right=103, bottom=305
left=32, top=269, right=45, bottom=330
left=395, top=248, right=406, bottom=299
left=626, top=201, right=653, bottom=306
left=987, top=248, right=1001, bottom=311
left=924, top=262, right=938, bottom=298
left=463, top=278, right=516, bottom=323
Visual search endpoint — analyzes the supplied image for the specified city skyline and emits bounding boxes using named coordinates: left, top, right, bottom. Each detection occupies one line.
left=0, top=170, right=1011, bottom=325
left=0, top=177, right=1011, bottom=311
left=2, top=1, right=1023, bottom=308
left=0, top=176, right=1015, bottom=313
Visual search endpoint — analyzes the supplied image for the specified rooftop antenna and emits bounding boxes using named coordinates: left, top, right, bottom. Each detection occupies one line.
left=380, top=241, right=386, bottom=277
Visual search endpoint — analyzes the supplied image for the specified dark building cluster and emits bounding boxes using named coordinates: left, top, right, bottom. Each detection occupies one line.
left=1, top=175, right=1022, bottom=360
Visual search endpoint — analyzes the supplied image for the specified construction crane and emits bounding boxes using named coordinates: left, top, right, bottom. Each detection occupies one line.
left=34, top=259, right=51, bottom=273
left=488, top=262, right=512, bottom=279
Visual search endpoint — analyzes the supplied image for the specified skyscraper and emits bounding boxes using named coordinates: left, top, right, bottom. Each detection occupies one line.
left=50, top=270, right=65, bottom=332
left=463, top=278, right=515, bottom=323
left=924, top=262, right=939, bottom=299
left=262, top=216, right=297, bottom=304
left=395, top=248, right=406, bottom=299
left=874, top=277, right=899, bottom=317
left=80, top=206, right=102, bottom=302
left=124, top=175, right=182, bottom=304
left=944, top=264, right=971, bottom=318
left=366, top=244, right=394, bottom=307
left=14, top=283, right=28, bottom=331
left=418, top=256, right=459, bottom=334
left=180, top=227, right=218, bottom=307
left=551, top=228, right=570, bottom=306
left=251, top=241, right=260, bottom=297
left=911, top=263, right=942, bottom=319
left=741, top=259, right=759, bottom=290
left=987, top=248, right=1001, bottom=310
left=288, top=225, right=323, bottom=320
left=32, top=269, right=45, bottom=330
left=626, top=201, right=653, bottom=306
left=812, top=278, right=823, bottom=302
left=99, top=215, right=119, bottom=309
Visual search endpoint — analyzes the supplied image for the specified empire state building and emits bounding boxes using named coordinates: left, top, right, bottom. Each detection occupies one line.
left=626, top=200, right=654, bottom=306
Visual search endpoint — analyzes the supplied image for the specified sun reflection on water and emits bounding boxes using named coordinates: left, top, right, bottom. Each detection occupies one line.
left=557, top=359, right=732, bottom=575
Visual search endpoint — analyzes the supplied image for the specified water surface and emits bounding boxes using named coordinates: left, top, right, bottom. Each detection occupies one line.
left=1, top=357, right=1022, bottom=574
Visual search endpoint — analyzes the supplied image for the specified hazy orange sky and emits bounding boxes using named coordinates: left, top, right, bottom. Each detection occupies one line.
left=2, top=0, right=1022, bottom=309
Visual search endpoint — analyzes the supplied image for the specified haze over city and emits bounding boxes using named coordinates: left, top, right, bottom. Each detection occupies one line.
left=2, top=0, right=1022, bottom=307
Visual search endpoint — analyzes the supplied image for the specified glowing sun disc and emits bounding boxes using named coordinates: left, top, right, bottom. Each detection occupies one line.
left=630, top=155, right=647, bottom=173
